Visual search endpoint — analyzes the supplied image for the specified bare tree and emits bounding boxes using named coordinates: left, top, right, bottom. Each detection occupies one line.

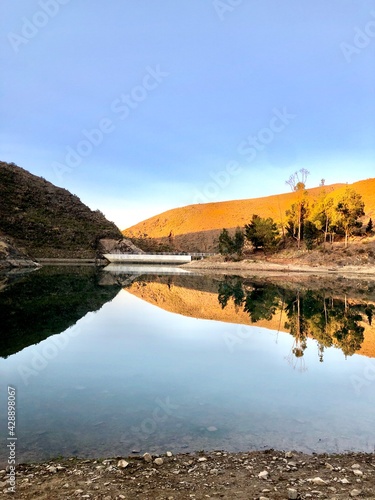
left=285, top=169, right=310, bottom=248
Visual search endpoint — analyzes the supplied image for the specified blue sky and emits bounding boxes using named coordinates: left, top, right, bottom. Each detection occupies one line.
left=1, top=0, right=374, bottom=229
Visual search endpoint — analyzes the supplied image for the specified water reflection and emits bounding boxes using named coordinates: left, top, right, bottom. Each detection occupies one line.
left=1, top=268, right=375, bottom=463
left=0, top=266, right=121, bottom=358
left=217, top=276, right=375, bottom=361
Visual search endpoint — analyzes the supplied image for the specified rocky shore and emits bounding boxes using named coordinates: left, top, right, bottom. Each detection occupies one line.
left=2, top=449, right=375, bottom=499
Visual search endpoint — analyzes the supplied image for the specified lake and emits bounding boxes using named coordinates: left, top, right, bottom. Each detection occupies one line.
left=1, top=265, right=375, bottom=465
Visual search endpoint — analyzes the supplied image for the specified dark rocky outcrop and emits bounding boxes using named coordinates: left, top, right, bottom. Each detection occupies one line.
left=0, top=161, right=122, bottom=259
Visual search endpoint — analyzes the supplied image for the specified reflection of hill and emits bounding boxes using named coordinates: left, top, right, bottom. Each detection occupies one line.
left=127, top=278, right=289, bottom=332
left=126, top=276, right=375, bottom=359
left=0, top=266, right=121, bottom=358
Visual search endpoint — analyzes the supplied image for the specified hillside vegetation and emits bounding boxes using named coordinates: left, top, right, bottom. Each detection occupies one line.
left=124, top=179, right=375, bottom=252
left=0, top=161, right=122, bottom=258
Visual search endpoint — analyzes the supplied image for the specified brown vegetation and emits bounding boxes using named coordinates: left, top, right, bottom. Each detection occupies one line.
left=124, top=179, right=375, bottom=252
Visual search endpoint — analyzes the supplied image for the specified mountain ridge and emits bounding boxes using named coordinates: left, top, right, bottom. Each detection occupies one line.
left=124, top=178, right=375, bottom=252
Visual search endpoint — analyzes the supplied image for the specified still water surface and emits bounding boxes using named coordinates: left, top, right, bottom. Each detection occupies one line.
left=1, top=266, right=375, bottom=464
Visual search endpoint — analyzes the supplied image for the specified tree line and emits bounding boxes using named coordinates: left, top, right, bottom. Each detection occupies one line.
left=218, top=170, right=372, bottom=259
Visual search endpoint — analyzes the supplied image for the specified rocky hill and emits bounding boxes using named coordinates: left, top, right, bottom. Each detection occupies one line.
left=124, top=178, right=375, bottom=252
left=0, top=161, right=122, bottom=259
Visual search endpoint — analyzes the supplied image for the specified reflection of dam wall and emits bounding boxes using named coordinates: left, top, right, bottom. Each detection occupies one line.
left=126, top=280, right=375, bottom=359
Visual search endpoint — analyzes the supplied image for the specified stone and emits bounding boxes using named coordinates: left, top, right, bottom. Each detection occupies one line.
left=287, top=488, right=298, bottom=500
left=351, top=464, right=361, bottom=469
left=143, top=453, right=152, bottom=463
left=350, top=489, right=362, bottom=497
left=166, top=451, right=173, bottom=457
left=258, top=470, right=269, bottom=479
left=310, top=477, right=327, bottom=485
left=353, top=469, right=363, bottom=476
left=285, top=451, right=294, bottom=458
left=117, top=459, right=129, bottom=469
left=325, top=462, right=334, bottom=470
left=341, top=478, right=350, bottom=484
left=206, top=426, right=218, bottom=432
left=198, top=457, right=207, bottom=462
left=154, top=458, right=163, bottom=466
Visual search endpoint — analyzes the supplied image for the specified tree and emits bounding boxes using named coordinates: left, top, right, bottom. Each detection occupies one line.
left=303, top=220, right=319, bottom=250
left=285, top=200, right=308, bottom=244
left=332, top=188, right=365, bottom=248
left=218, top=227, right=244, bottom=259
left=310, top=192, right=336, bottom=246
left=366, top=218, right=373, bottom=234
left=245, top=215, right=279, bottom=252
left=285, top=169, right=310, bottom=248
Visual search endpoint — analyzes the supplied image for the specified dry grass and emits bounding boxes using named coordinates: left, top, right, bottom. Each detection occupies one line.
left=123, top=178, right=375, bottom=252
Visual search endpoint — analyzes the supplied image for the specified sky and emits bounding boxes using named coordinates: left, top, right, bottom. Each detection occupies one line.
left=1, top=0, right=374, bottom=230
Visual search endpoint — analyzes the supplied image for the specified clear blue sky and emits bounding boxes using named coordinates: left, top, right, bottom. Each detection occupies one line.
left=1, top=0, right=374, bottom=229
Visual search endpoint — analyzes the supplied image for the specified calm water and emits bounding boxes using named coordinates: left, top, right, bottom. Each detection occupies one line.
left=1, top=266, right=375, bottom=464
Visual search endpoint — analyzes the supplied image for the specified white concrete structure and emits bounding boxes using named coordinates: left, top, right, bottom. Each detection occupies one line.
left=103, top=253, right=191, bottom=264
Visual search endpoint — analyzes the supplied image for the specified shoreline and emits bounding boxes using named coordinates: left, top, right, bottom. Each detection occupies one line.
left=182, top=258, right=375, bottom=279
left=4, top=449, right=374, bottom=499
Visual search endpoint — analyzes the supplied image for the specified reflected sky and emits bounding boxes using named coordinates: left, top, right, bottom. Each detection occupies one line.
left=1, top=280, right=375, bottom=464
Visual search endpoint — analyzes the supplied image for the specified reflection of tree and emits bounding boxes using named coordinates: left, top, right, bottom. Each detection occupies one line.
left=217, top=277, right=371, bottom=361
left=244, top=286, right=280, bottom=322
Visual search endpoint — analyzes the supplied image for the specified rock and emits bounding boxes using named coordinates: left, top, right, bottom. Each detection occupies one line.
left=285, top=451, right=294, bottom=458
left=341, top=478, right=351, bottom=484
left=309, top=477, right=327, bottom=485
left=351, top=464, right=361, bottom=469
left=47, top=466, right=57, bottom=473
left=325, top=462, right=334, bottom=470
left=117, top=459, right=129, bottom=469
left=154, top=458, right=163, bottom=466
left=143, top=453, right=152, bottom=463
left=350, top=489, right=362, bottom=497
left=259, top=497, right=269, bottom=500
left=287, top=488, right=298, bottom=500
left=198, top=457, right=207, bottom=462
left=353, top=469, right=363, bottom=476
left=206, top=426, right=218, bottom=432
left=258, top=470, right=269, bottom=480
left=166, top=451, right=173, bottom=457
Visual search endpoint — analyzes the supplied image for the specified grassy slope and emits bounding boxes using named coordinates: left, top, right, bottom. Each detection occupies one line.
left=124, top=178, right=375, bottom=252
left=0, top=161, right=122, bottom=258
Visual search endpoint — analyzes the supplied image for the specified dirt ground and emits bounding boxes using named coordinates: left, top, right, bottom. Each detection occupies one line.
left=2, top=449, right=375, bottom=499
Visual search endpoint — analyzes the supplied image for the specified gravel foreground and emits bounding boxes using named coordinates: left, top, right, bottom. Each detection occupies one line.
left=2, top=450, right=375, bottom=499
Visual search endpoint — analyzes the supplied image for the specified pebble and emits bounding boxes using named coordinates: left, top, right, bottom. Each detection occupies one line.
left=259, top=497, right=269, bottom=500
left=353, top=469, right=363, bottom=476
left=341, top=478, right=350, bottom=484
left=287, top=488, right=298, bottom=500
left=166, top=451, right=173, bottom=457
left=350, top=489, right=362, bottom=497
left=351, top=464, right=361, bottom=469
left=285, top=451, right=294, bottom=458
left=258, top=470, right=269, bottom=480
left=309, top=477, right=327, bottom=485
left=154, top=458, right=163, bottom=466
left=198, top=457, right=208, bottom=462
left=143, top=453, right=152, bottom=463
left=117, top=460, right=129, bottom=469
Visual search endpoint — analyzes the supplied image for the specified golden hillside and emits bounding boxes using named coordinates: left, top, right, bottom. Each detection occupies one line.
left=124, top=178, right=375, bottom=252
